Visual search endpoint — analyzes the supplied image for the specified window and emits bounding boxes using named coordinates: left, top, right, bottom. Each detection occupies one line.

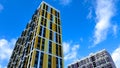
left=56, top=44, right=58, bottom=56
left=93, top=62, right=96, bottom=67
left=58, top=26, right=61, bottom=34
left=39, top=53, right=43, bottom=68
left=60, top=59, right=62, bottom=68
left=55, top=11, right=58, bottom=17
left=47, top=6, right=50, bottom=12
left=48, top=55, right=52, bottom=68
left=37, top=37, right=41, bottom=50
left=56, top=57, right=59, bottom=68
left=45, top=5, right=48, bottom=11
left=42, top=10, right=44, bottom=16
left=44, top=19, right=47, bottom=27
left=45, top=12, right=47, bottom=18
left=34, top=51, right=39, bottom=68
left=51, top=8, right=53, bottom=14
left=41, top=39, right=45, bottom=51
left=49, top=31, right=53, bottom=40
left=43, top=3, right=45, bottom=9
left=53, top=32, right=56, bottom=42
left=59, top=46, right=62, bottom=57
left=106, top=57, right=111, bottom=62
left=50, top=22, right=52, bottom=29
left=48, top=41, right=52, bottom=54
left=50, top=14, right=53, bottom=21
left=39, top=26, right=42, bottom=36
left=55, top=17, right=57, bottom=24
left=56, top=33, right=58, bottom=43
left=43, top=28, right=46, bottom=38
left=58, top=12, right=60, bottom=18
left=59, top=35, right=61, bottom=44
left=90, top=56, right=96, bottom=61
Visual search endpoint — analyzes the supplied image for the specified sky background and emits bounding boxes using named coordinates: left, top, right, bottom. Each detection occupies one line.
left=0, top=0, right=120, bottom=68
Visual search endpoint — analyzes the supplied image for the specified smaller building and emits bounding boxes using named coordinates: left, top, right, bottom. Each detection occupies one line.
left=68, top=49, right=116, bottom=68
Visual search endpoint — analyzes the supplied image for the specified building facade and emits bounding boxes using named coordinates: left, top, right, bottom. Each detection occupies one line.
left=68, top=49, right=116, bottom=68
left=7, top=1, right=64, bottom=68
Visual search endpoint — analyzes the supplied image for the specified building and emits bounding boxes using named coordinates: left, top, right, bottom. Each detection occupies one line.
left=68, top=49, right=116, bottom=68
left=7, top=1, right=64, bottom=68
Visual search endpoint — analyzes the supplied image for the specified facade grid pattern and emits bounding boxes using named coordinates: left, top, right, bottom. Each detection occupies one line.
left=7, top=1, right=64, bottom=68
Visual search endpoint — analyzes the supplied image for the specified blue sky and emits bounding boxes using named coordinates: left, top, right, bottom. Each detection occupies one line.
left=0, top=0, right=120, bottom=68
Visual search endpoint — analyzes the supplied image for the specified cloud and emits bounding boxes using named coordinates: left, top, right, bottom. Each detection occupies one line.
left=93, top=0, right=116, bottom=46
left=112, top=46, right=120, bottom=68
left=59, top=0, right=72, bottom=6
left=63, top=42, right=80, bottom=61
left=112, top=24, right=118, bottom=36
left=0, top=38, right=16, bottom=67
left=0, top=4, right=4, bottom=12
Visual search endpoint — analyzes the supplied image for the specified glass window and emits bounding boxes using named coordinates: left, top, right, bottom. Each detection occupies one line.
left=43, top=28, right=46, bottom=38
left=56, top=44, right=58, bottom=56
left=48, top=41, right=52, bottom=54
left=50, top=14, right=53, bottom=21
left=48, top=55, right=52, bottom=68
left=39, top=26, right=42, bottom=36
left=60, top=59, right=62, bottom=68
left=49, top=30, right=53, bottom=40
left=37, top=37, right=41, bottom=49
left=39, top=53, right=43, bottom=68
left=41, top=39, right=45, bottom=51
left=34, top=51, right=39, bottom=68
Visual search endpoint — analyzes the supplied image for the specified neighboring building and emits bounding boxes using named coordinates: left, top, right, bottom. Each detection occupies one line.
left=7, top=1, right=64, bottom=68
left=68, top=49, right=116, bottom=68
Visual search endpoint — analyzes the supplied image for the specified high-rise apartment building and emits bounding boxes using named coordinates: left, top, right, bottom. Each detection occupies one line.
left=68, top=49, right=116, bottom=68
left=7, top=1, right=64, bottom=68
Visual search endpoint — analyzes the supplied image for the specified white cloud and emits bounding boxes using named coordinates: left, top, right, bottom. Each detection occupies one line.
left=112, top=24, right=118, bottom=36
left=0, top=38, right=16, bottom=67
left=63, top=42, right=80, bottom=61
left=63, top=42, right=70, bottom=54
left=59, top=0, right=72, bottom=6
left=0, top=4, right=4, bottom=12
left=112, top=46, right=120, bottom=68
left=93, top=0, right=116, bottom=45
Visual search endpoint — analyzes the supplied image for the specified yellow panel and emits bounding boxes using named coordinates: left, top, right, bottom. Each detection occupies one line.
left=47, top=13, right=50, bottom=20
left=45, top=28, right=49, bottom=39
left=45, top=40, right=48, bottom=52
left=52, top=56, right=56, bottom=68
left=53, top=9, right=56, bottom=16
left=40, top=38, right=42, bottom=50
left=43, top=54, right=48, bottom=68
left=52, top=23, right=56, bottom=32
left=31, top=50, right=36, bottom=67
left=34, top=36, right=38, bottom=49
left=52, top=42, right=56, bottom=55
left=39, top=10, right=43, bottom=16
